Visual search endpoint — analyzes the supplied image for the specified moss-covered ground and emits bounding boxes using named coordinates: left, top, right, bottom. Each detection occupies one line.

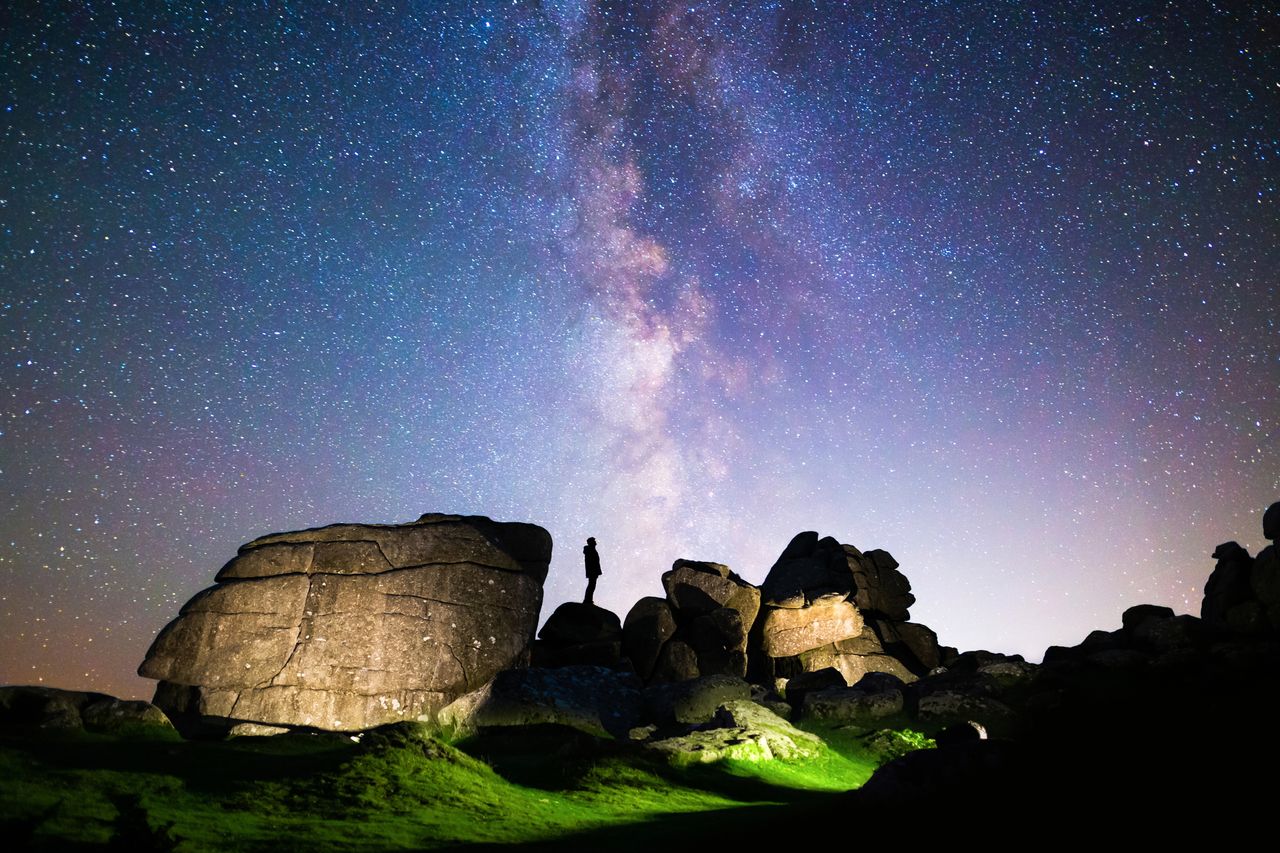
left=0, top=722, right=923, bottom=851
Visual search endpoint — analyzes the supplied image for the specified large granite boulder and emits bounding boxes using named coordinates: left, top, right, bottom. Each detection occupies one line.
left=757, top=597, right=864, bottom=657
left=749, top=531, right=937, bottom=688
left=662, top=560, right=760, bottom=623
left=531, top=602, right=624, bottom=667
left=139, top=513, right=551, bottom=732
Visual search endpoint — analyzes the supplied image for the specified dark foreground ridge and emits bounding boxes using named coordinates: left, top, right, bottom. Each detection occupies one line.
left=2, top=501, right=1278, bottom=847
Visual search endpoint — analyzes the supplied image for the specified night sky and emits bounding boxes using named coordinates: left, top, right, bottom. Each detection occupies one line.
left=2, top=1, right=1277, bottom=700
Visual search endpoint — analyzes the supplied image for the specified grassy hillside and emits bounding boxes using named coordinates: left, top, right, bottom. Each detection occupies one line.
left=1, top=722, right=918, bottom=851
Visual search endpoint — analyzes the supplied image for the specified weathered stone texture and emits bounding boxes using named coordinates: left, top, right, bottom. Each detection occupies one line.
left=140, top=513, right=550, bottom=732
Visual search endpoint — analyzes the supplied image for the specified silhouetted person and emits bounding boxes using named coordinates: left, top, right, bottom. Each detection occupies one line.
left=583, top=537, right=601, bottom=605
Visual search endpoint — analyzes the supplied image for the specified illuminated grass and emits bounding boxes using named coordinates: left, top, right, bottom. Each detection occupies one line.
left=0, top=720, right=917, bottom=850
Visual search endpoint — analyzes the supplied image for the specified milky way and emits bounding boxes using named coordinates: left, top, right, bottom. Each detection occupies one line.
left=2, top=1, right=1277, bottom=698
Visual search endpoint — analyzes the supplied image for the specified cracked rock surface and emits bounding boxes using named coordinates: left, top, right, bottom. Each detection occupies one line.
left=139, top=513, right=550, bottom=732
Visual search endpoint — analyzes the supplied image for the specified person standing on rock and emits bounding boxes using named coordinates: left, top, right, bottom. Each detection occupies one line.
left=583, top=537, right=601, bottom=605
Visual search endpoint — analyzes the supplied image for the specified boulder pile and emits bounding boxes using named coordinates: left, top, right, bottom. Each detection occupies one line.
left=749, top=532, right=945, bottom=687
left=139, top=513, right=551, bottom=732
left=133, top=517, right=952, bottom=736
left=1201, top=501, right=1280, bottom=634
left=623, top=559, right=761, bottom=682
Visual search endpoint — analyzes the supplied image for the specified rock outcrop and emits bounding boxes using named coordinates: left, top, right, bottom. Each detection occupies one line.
left=623, top=560, right=761, bottom=682
left=436, top=665, right=642, bottom=739
left=139, top=513, right=551, bottom=732
left=0, top=686, right=173, bottom=734
left=531, top=602, right=625, bottom=668
left=644, top=699, right=823, bottom=765
left=749, top=532, right=941, bottom=687
left=1199, top=501, right=1280, bottom=635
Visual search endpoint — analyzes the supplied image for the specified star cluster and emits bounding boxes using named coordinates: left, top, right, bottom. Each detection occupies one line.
left=2, top=1, right=1276, bottom=698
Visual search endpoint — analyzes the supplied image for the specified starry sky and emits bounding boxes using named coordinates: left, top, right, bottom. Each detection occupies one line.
left=2, top=1, right=1277, bottom=700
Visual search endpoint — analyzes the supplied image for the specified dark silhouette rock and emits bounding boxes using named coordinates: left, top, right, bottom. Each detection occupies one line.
left=437, top=665, right=641, bottom=739
left=975, top=660, right=1038, bottom=690
left=1132, top=613, right=1203, bottom=653
left=908, top=670, right=1001, bottom=708
left=853, top=740, right=1023, bottom=809
left=1203, top=541, right=1255, bottom=629
left=915, top=691, right=1016, bottom=736
left=539, top=601, right=621, bottom=646
left=642, top=674, right=751, bottom=724
left=849, top=547, right=916, bottom=619
left=625, top=558, right=760, bottom=683
left=650, top=638, right=700, bottom=683
left=622, top=597, right=676, bottom=680
left=0, top=686, right=86, bottom=730
left=532, top=602, right=624, bottom=668
left=80, top=698, right=175, bottom=734
left=783, top=667, right=847, bottom=706
left=945, top=649, right=1023, bottom=672
left=1251, top=545, right=1280, bottom=628
left=686, top=607, right=749, bottom=676
left=0, top=686, right=173, bottom=734
left=140, top=513, right=551, bottom=732
left=1252, top=503, right=1280, bottom=629
left=1086, top=648, right=1150, bottom=670
left=1198, top=502, right=1280, bottom=635
left=800, top=674, right=907, bottom=729
left=1121, top=604, right=1175, bottom=634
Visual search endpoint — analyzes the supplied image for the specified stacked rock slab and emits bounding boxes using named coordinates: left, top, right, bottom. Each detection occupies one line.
left=749, top=532, right=941, bottom=687
left=139, top=513, right=551, bottom=732
left=623, top=560, right=761, bottom=682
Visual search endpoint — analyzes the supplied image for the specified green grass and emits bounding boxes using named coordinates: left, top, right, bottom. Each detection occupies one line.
left=0, top=721, right=924, bottom=851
